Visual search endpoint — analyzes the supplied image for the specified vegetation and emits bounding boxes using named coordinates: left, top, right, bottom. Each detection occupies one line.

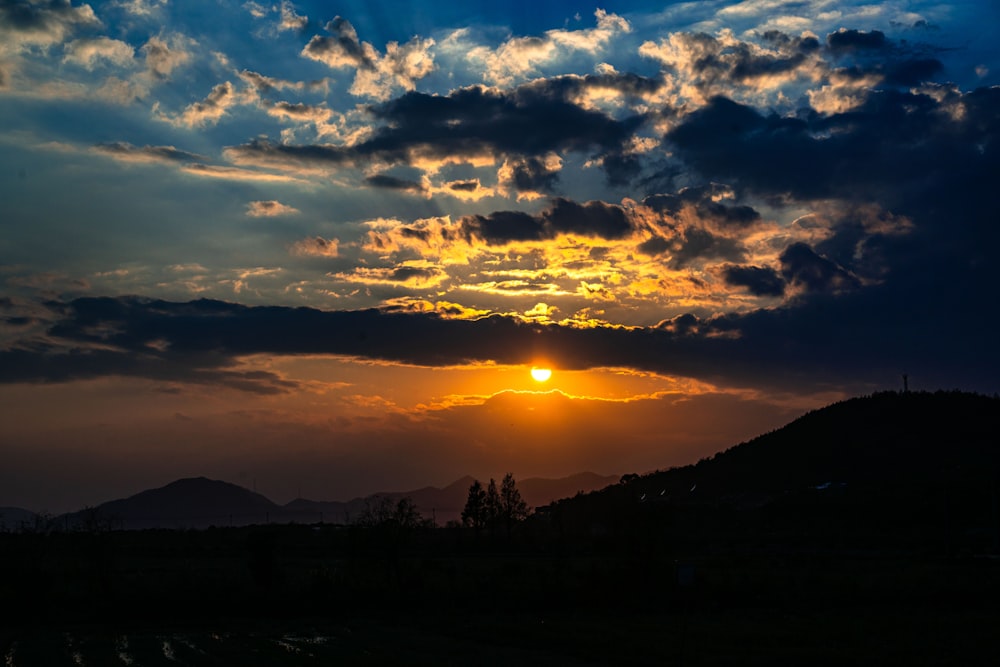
left=1, top=391, right=998, bottom=664
left=462, top=472, right=530, bottom=539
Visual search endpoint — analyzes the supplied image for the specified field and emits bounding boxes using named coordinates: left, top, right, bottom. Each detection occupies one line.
left=3, top=522, right=999, bottom=665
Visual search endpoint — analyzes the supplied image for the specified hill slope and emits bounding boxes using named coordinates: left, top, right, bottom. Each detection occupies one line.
left=544, top=391, right=1000, bottom=551
left=62, top=477, right=281, bottom=530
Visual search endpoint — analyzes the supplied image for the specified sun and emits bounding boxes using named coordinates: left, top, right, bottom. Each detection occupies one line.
left=530, top=367, right=552, bottom=382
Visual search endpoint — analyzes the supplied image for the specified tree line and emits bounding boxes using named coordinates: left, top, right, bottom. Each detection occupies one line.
left=461, top=473, right=529, bottom=539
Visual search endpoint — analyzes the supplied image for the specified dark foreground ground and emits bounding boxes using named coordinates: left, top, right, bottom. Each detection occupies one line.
left=2, top=520, right=999, bottom=665
left=4, top=603, right=1000, bottom=666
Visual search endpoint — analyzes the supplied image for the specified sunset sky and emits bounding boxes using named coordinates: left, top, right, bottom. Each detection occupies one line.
left=2, top=0, right=998, bottom=513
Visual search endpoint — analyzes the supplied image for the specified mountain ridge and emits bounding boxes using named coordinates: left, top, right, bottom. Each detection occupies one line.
left=56, top=471, right=620, bottom=530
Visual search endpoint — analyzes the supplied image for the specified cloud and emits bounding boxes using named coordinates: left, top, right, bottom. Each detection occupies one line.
left=163, top=81, right=237, bottom=127
left=0, top=0, right=101, bottom=52
left=365, top=173, right=426, bottom=192
left=722, top=264, right=785, bottom=297
left=266, top=100, right=332, bottom=124
left=91, top=141, right=205, bottom=164
left=63, top=37, right=135, bottom=70
left=302, top=16, right=372, bottom=69
left=114, top=0, right=168, bottom=17
left=302, top=16, right=435, bottom=100
left=330, top=263, right=447, bottom=289
left=277, top=1, right=307, bottom=32
left=290, top=237, right=338, bottom=257
left=239, top=69, right=328, bottom=95
left=779, top=243, right=860, bottom=294
left=246, top=200, right=300, bottom=217
left=460, top=198, right=633, bottom=245
left=6, top=289, right=996, bottom=396
left=666, top=86, right=999, bottom=205
left=826, top=28, right=887, bottom=53
left=473, top=9, right=631, bottom=85
left=141, top=33, right=193, bottom=80
left=178, top=163, right=309, bottom=184
left=497, top=154, right=562, bottom=198
left=225, top=82, right=645, bottom=177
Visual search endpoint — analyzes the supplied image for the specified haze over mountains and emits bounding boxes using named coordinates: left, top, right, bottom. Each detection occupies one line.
left=4, top=391, right=996, bottom=538
left=36, top=472, right=619, bottom=531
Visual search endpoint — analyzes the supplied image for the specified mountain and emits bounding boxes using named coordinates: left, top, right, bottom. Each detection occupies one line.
left=542, top=391, right=1000, bottom=551
left=0, top=507, right=37, bottom=531
left=55, top=472, right=620, bottom=530
left=60, top=477, right=281, bottom=530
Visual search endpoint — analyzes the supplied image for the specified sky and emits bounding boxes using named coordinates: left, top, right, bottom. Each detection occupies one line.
left=1, top=0, right=998, bottom=513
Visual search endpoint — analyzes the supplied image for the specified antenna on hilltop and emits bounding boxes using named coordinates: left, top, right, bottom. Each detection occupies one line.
left=902, top=373, right=909, bottom=393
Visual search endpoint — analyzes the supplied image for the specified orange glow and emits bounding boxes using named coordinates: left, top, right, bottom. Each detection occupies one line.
left=530, top=367, right=553, bottom=382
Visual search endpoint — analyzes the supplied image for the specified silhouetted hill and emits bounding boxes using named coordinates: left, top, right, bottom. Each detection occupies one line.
left=543, top=391, right=1000, bottom=551
left=654, top=390, right=997, bottom=498
left=0, top=507, right=36, bottom=531
left=60, top=477, right=281, bottom=530
left=52, top=473, right=620, bottom=530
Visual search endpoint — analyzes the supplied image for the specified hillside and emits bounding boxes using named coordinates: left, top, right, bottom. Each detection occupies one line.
left=61, top=477, right=281, bottom=530
left=543, top=391, right=1000, bottom=551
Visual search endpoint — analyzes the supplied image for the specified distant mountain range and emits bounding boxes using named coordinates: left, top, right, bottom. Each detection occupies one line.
left=47, top=471, right=619, bottom=530
left=8, top=391, right=997, bottom=538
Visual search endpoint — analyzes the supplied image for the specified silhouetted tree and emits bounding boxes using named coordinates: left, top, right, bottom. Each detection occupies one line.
left=461, top=479, right=488, bottom=537
left=485, top=478, right=501, bottom=537
left=500, top=472, right=530, bottom=539
left=356, top=495, right=424, bottom=530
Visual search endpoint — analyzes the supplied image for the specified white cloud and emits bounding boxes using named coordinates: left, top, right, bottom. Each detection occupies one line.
left=163, top=81, right=238, bottom=127
left=301, top=17, right=435, bottom=101
left=246, top=200, right=300, bottom=217
left=141, top=33, right=194, bottom=80
left=473, top=9, right=631, bottom=85
left=278, top=1, right=308, bottom=31
left=114, top=0, right=169, bottom=17
left=63, top=37, right=135, bottom=70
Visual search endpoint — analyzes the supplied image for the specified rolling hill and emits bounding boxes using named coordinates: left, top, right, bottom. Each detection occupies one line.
left=542, top=391, right=1000, bottom=551
left=56, top=472, right=619, bottom=530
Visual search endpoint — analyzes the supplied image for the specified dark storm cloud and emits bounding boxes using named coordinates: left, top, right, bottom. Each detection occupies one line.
left=386, top=266, right=440, bottom=282
left=760, top=31, right=820, bottom=54
left=722, top=265, right=785, bottom=297
left=656, top=227, right=746, bottom=268
left=365, top=174, right=425, bottom=191
left=601, top=151, right=642, bottom=186
left=505, top=156, right=560, bottom=193
left=826, top=29, right=888, bottom=53
left=446, top=179, right=480, bottom=192
left=461, top=210, right=547, bottom=243
left=779, top=243, right=860, bottom=294
left=883, top=58, right=944, bottom=86
left=666, top=86, right=999, bottom=204
left=519, top=71, right=665, bottom=100
left=641, top=186, right=760, bottom=228
left=460, top=198, right=633, bottom=244
left=6, top=291, right=997, bottom=394
left=0, top=0, right=94, bottom=33
left=227, top=83, right=646, bottom=175
left=695, top=35, right=807, bottom=82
